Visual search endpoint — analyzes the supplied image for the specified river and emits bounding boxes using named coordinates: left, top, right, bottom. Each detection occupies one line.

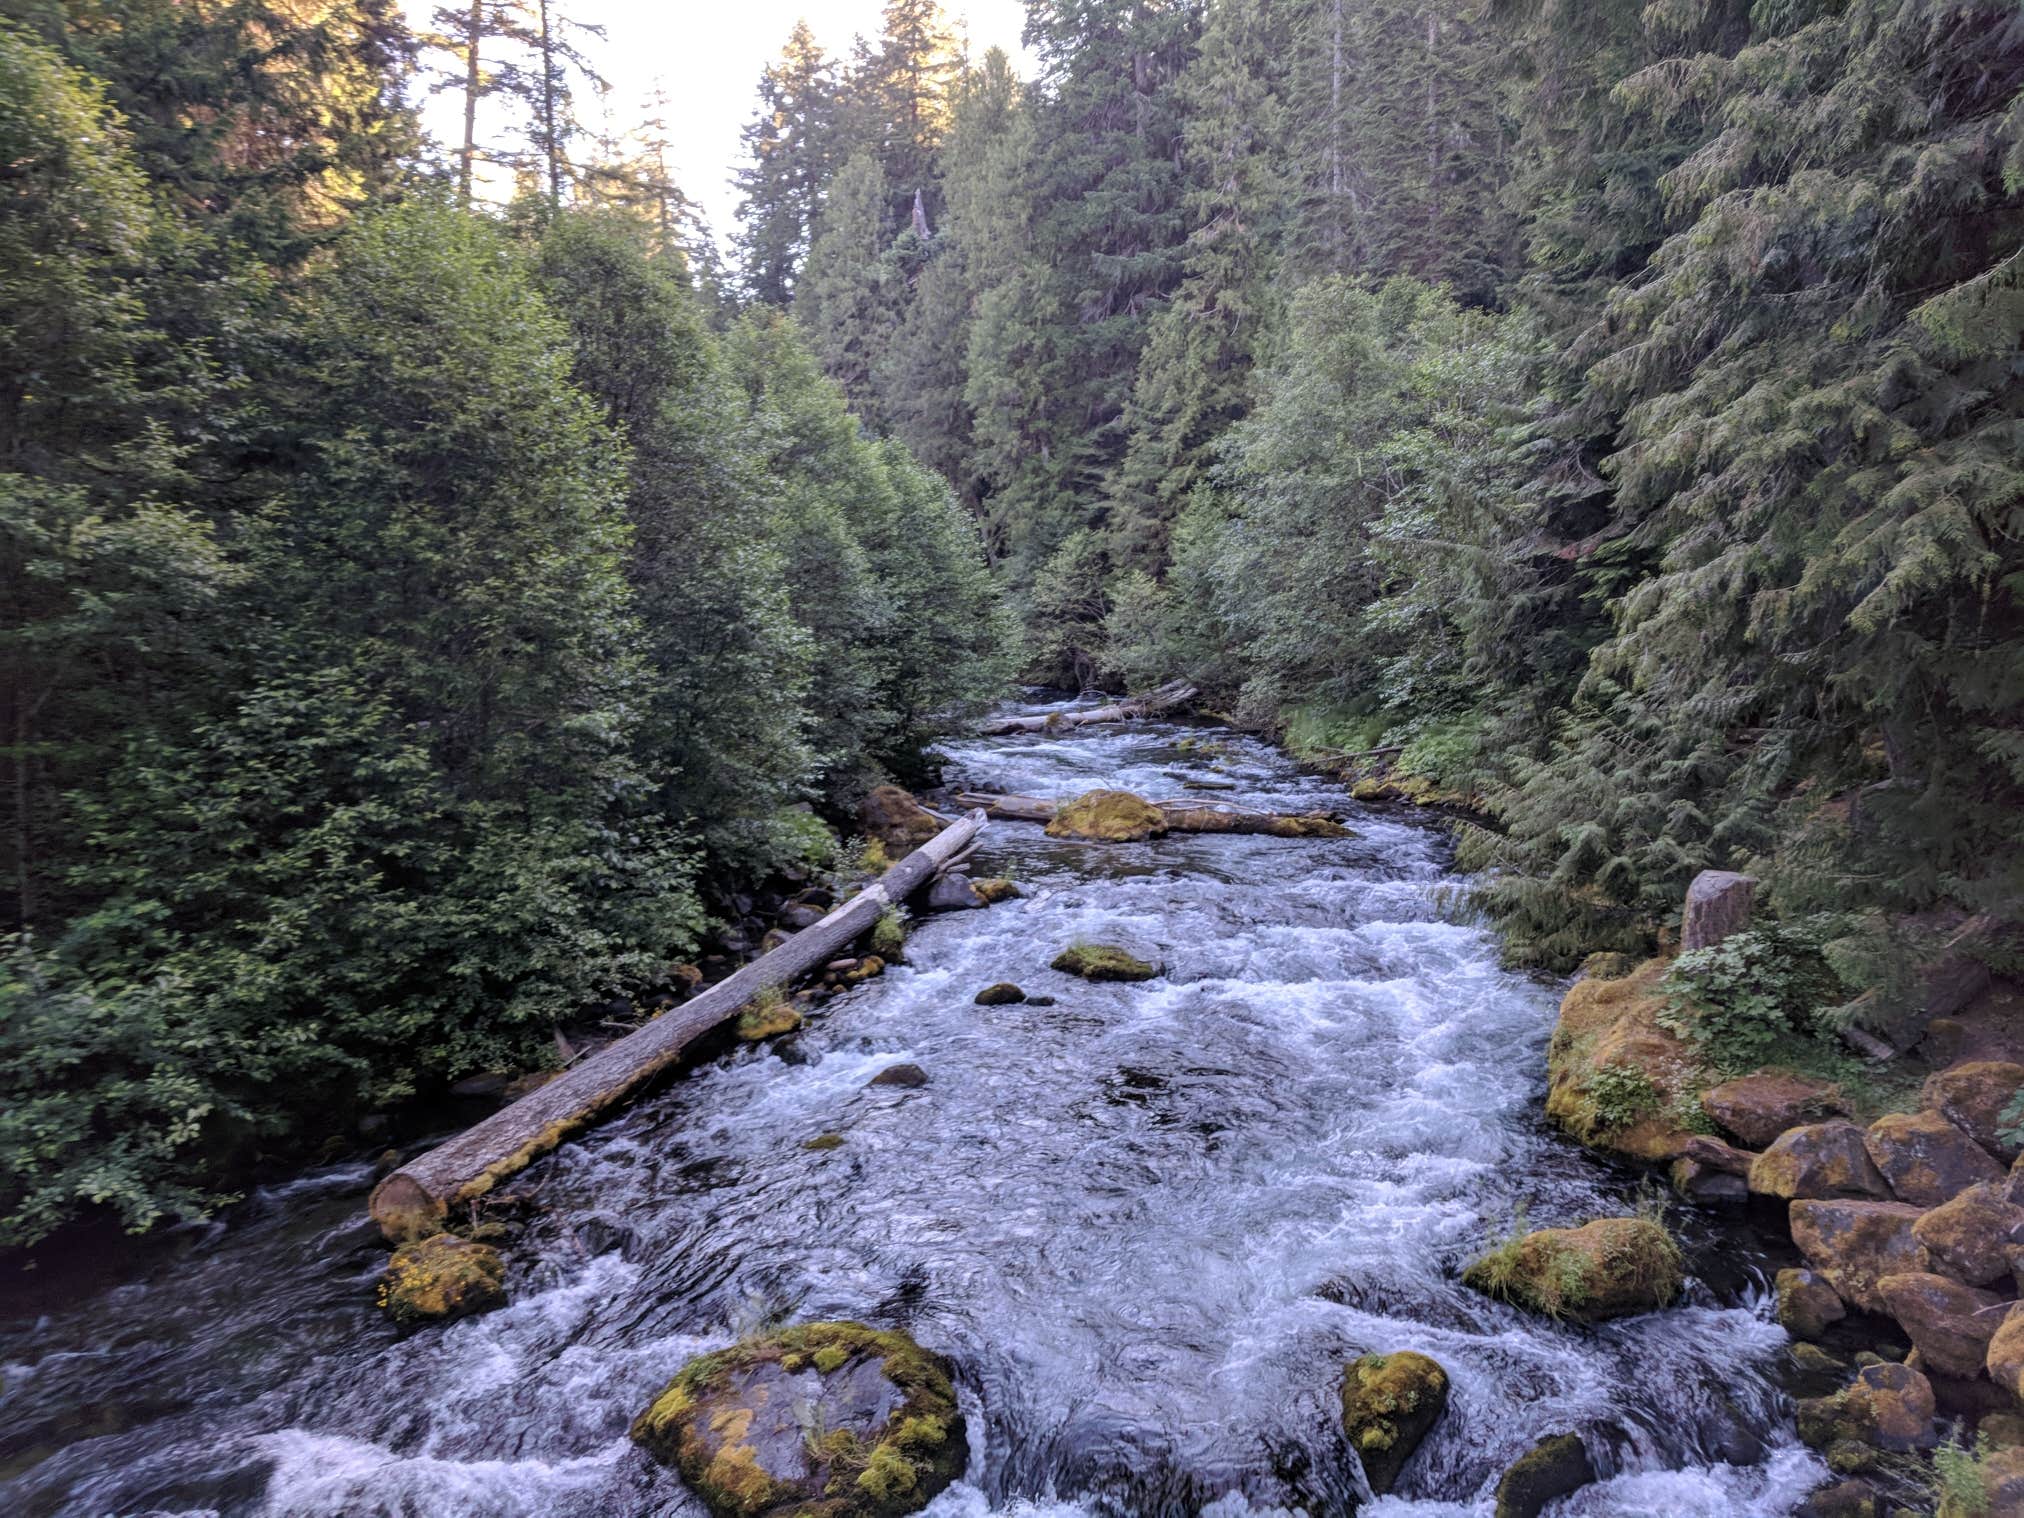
left=1, top=695, right=1828, bottom=1516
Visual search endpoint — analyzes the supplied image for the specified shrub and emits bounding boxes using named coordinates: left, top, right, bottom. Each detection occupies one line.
left=1658, top=920, right=1851, bottom=1073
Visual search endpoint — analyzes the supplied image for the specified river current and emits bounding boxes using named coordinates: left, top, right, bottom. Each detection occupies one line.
left=1, top=696, right=1828, bottom=1516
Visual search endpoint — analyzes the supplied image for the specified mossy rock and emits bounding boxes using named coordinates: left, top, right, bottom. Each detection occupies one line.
left=1044, top=789, right=1168, bottom=842
left=1544, top=959, right=1702, bottom=1163
left=843, top=954, right=888, bottom=985
left=630, top=1321, right=967, bottom=1518
left=1051, top=944, right=1159, bottom=982
left=1339, top=1351, right=1448, bottom=1495
left=377, top=1232, right=506, bottom=1326
left=1462, top=1215, right=1682, bottom=1323
left=1494, top=1432, right=1594, bottom=1518
left=804, top=1133, right=845, bottom=1151
left=738, top=999, right=804, bottom=1041
left=974, top=982, right=1026, bottom=1005
left=972, top=877, right=1020, bottom=905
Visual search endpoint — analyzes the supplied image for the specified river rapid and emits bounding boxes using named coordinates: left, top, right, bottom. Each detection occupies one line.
left=1, top=696, right=1829, bottom=1517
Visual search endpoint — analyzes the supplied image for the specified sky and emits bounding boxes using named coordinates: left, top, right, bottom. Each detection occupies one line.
left=403, top=1, right=1036, bottom=248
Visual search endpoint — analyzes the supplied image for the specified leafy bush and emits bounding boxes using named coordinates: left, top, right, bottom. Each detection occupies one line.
left=1583, top=1062, right=1661, bottom=1135
left=1658, top=920, right=1852, bottom=1074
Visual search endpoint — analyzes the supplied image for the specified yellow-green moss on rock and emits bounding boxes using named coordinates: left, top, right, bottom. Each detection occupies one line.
left=1044, top=789, right=1168, bottom=842
left=1339, top=1351, right=1449, bottom=1494
left=630, top=1320, right=967, bottom=1518
left=1051, top=944, right=1159, bottom=982
left=1545, top=960, right=1702, bottom=1163
left=377, top=1232, right=507, bottom=1326
left=1463, top=1215, right=1683, bottom=1323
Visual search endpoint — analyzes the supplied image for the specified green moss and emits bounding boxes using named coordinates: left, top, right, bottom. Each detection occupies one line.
left=855, top=1445, right=919, bottom=1503
left=868, top=909, right=906, bottom=962
left=813, top=1344, right=851, bottom=1373
left=1051, top=943, right=1159, bottom=982
left=377, top=1232, right=507, bottom=1325
left=1044, top=789, right=1168, bottom=842
left=803, top=1133, right=844, bottom=1151
left=972, top=877, right=1020, bottom=905
left=737, top=986, right=803, bottom=1041
left=1463, top=1215, right=1682, bottom=1322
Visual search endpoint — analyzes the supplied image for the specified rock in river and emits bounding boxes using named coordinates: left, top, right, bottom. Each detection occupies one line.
left=1338, top=1351, right=1448, bottom=1495
left=974, top=982, right=1026, bottom=1005
left=631, top=1321, right=966, bottom=1518
left=378, top=1233, right=507, bottom=1326
left=1494, top=1432, right=1594, bottom=1518
left=1462, top=1215, right=1682, bottom=1323
left=1775, top=1267, right=1848, bottom=1341
left=1044, top=789, right=1168, bottom=842
left=1051, top=944, right=1159, bottom=982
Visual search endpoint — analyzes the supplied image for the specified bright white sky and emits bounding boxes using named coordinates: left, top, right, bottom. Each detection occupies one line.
left=403, top=1, right=1035, bottom=248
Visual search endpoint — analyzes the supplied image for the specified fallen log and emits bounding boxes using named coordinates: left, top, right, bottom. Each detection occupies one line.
left=977, top=679, right=1198, bottom=736
left=368, top=810, right=989, bottom=1242
left=950, top=790, right=1350, bottom=839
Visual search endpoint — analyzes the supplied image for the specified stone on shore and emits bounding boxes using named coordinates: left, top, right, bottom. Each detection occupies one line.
left=1680, top=869, right=1757, bottom=951
left=1912, top=1182, right=2024, bottom=1287
left=1796, top=1362, right=1937, bottom=1453
left=1702, top=1073, right=1844, bottom=1148
left=1987, top=1302, right=2024, bottom=1401
left=1863, top=1110, right=2003, bottom=1208
left=630, top=1321, right=966, bottom=1518
left=859, top=785, right=943, bottom=850
left=1776, top=1268, right=1848, bottom=1341
left=1877, top=1273, right=2007, bottom=1380
left=1788, top=1200, right=1931, bottom=1313
left=1338, top=1351, right=1449, bottom=1495
left=1748, top=1121, right=1892, bottom=1202
left=1922, top=1061, right=2024, bottom=1164
left=1544, top=960, right=1699, bottom=1162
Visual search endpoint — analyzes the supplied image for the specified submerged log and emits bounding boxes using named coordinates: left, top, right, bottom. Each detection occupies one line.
left=951, top=790, right=1350, bottom=839
left=369, top=810, right=989, bottom=1242
left=976, top=679, right=1199, bottom=736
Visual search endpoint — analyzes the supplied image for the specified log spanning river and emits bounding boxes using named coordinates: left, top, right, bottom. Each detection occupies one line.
left=2, top=696, right=1829, bottom=1515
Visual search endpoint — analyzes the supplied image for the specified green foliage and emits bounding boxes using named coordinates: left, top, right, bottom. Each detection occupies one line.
left=1658, top=921, right=1853, bottom=1074
left=1583, top=1062, right=1662, bottom=1135
left=1933, top=1435, right=1994, bottom=1517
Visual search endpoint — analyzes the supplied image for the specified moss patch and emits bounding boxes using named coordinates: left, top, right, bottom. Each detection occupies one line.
left=377, top=1232, right=506, bottom=1326
left=1545, top=959, right=1704, bottom=1161
left=1044, top=789, right=1168, bottom=842
left=1051, top=944, right=1159, bottom=982
left=630, top=1321, right=967, bottom=1518
left=737, top=988, right=804, bottom=1041
left=1339, top=1350, right=1450, bottom=1494
left=1463, top=1214, right=1682, bottom=1322
left=972, top=877, right=1020, bottom=905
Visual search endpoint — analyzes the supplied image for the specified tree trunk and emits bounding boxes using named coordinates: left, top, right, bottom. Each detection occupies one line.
left=975, top=680, right=1198, bottom=735
left=369, top=810, right=989, bottom=1241
left=458, top=0, right=481, bottom=205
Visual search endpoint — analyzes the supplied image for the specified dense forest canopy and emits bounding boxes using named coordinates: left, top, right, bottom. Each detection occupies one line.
left=1, top=0, right=2018, bottom=1249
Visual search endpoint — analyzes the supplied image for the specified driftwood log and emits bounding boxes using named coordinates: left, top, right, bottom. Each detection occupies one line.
left=951, top=790, right=1348, bottom=838
left=977, top=680, right=1198, bottom=736
left=369, top=810, right=988, bottom=1242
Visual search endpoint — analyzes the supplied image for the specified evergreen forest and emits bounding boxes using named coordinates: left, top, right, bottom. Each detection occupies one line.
left=2, top=0, right=2019, bottom=1276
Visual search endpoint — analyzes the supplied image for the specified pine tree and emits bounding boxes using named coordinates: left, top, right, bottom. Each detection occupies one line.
left=734, top=20, right=838, bottom=305
left=796, top=151, right=899, bottom=425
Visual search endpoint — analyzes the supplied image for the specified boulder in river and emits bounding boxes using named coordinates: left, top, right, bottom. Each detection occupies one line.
left=1912, top=1182, right=2024, bottom=1287
left=630, top=1321, right=966, bottom=1518
left=1748, top=1121, right=1893, bottom=1202
left=1863, top=1110, right=2004, bottom=1207
left=1788, top=1200, right=1931, bottom=1313
left=974, top=983, right=1026, bottom=1005
left=1669, top=1155, right=1747, bottom=1206
left=1338, top=1351, right=1448, bottom=1495
left=1920, top=1061, right=2024, bottom=1163
left=1493, top=1432, right=1594, bottom=1518
left=972, top=877, right=1020, bottom=904
left=378, top=1233, right=506, bottom=1326
left=1044, top=789, right=1168, bottom=843
left=1877, top=1272, right=2007, bottom=1379
left=924, top=874, right=985, bottom=912
left=1051, top=944, right=1159, bottom=982
left=1702, top=1073, right=1845, bottom=1148
left=867, top=1063, right=928, bottom=1089
left=1462, top=1215, right=1682, bottom=1322
left=1776, top=1268, right=1848, bottom=1341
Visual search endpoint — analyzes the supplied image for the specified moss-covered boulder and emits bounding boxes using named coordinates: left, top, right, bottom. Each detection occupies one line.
left=1795, top=1363, right=1937, bottom=1453
left=1493, top=1432, right=1594, bottom=1518
left=1864, top=1110, right=2004, bottom=1208
left=974, top=982, right=1026, bottom=1005
left=1044, top=789, right=1168, bottom=842
left=1987, top=1302, right=2024, bottom=1401
left=1462, top=1215, right=1682, bottom=1323
left=1748, top=1121, right=1893, bottom=1202
left=1702, top=1073, right=1845, bottom=1148
left=1544, top=961, right=1700, bottom=1162
left=630, top=1321, right=967, bottom=1518
left=1877, top=1272, right=2006, bottom=1379
left=378, top=1233, right=507, bottom=1326
left=737, top=997, right=804, bottom=1041
left=1051, top=944, right=1159, bottom=982
left=972, top=877, right=1020, bottom=905
left=859, top=786, right=942, bottom=850
left=1776, top=1268, right=1849, bottom=1341
left=1338, top=1351, right=1448, bottom=1495
left=1913, top=1182, right=2024, bottom=1287
left=1922, top=1061, right=2024, bottom=1164
left=1788, top=1200, right=1931, bottom=1313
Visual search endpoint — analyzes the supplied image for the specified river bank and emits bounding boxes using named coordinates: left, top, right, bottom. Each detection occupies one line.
left=4, top=696, right=1839, bottom=1515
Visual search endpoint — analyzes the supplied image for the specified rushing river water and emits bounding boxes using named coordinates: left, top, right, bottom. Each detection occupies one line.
left=2, top=697, right=1829, bottom=1517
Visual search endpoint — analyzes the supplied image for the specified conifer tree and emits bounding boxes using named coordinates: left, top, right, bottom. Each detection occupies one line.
left=796, top=151, right=899, bottom=426
left=734, top=20, right=838, bottom=305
